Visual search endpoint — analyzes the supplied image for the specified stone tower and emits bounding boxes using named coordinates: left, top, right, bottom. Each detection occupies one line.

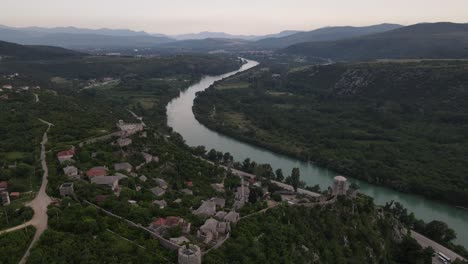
left=178, top=244, right=202, bottom=264
left=332, top=175, right=348, bottom=196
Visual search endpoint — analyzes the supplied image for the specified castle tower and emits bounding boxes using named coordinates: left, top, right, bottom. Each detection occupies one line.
left=178, top=244, right=202, bottom=264
left=332, top=176, right=348, bottom=196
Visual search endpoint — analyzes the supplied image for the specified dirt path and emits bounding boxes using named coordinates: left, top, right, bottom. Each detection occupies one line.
left=33, top=93, right=39, bottom=103
left=128, top=110, right=146, bottom=127
left=16, top=120, right=54, bottom=264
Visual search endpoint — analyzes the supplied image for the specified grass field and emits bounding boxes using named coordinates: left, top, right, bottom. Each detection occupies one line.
left=215, top=82, right=250, bottom=90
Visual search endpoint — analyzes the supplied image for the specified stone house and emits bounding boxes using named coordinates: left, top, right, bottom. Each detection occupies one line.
left=224, top=211, right=240, bottom=224
left=63, top=165, right=79, bottom=179
left=197, top=218, right=230, bottom=244
left=193, top=200, right=217, bottom=217
left=154, top=178, right=168, bottom=189
left=117, top=138, right=132, bottom=147
left=151, top=187, right=166, bottom=197
left=114, top=162, right=133, bottom=173
left=90, top=176, right=119, bottom=192
left=59, top=182, right=74, bottom=197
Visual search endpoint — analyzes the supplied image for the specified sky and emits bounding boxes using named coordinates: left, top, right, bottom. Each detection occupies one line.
left=2, top=0, right=468, bottom=35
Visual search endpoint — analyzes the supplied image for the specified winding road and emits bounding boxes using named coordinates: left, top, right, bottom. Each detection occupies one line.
left=0, top=119, right=53, bottom=263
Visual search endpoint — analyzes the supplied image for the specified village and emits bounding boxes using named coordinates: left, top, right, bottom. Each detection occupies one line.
left=0, top=110, right=355, bottom=264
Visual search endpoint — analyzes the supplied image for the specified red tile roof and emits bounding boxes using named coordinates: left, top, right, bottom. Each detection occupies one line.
left=57, top=149, right=75, bottom=158
left=0, top=181, right=7, bottom=189
left=152, top=216, right=182, bottom=227
left=185, top=181, right=193, bottom=187
left=86, top=167, right=107, bottom=177
left=165, top=216, right=182, bottom=227
left=153, top=218, right=166, bottom=226
left=9, top=192, right=20, bottom=197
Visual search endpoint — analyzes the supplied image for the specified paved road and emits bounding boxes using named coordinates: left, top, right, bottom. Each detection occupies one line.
left=33, top=93, right=39, bottom=103
left=411, top=230, right=465, bottom=263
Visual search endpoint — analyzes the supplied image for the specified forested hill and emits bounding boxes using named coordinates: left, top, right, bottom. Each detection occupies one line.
left=0, top=40, right=84, bottom=60
left=193, top=60, right=468, bottom=206
left=255, top=23, right=402, bottom=49
left=282, top=22, right=468, bottom=60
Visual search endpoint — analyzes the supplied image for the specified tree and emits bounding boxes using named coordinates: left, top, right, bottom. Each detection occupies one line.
left=248, top=187, right=263, bottom=204
left=275, top=169, right=284, bottom=182
left=207, top=149, right=217, bottom=161
left=291, top=168, right=300, bottom=192
left=424, top=220, right=456, bottom=244
left=223, top=152, right=233, bottom=164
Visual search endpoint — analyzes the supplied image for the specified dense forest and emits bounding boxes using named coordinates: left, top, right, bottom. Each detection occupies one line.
left=205, top=196, right=434, bottom=264
left=193, top=60, right=468, bottom=207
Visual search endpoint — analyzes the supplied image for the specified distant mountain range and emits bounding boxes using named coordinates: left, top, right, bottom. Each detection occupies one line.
left=0, top=24, right=402, bottom=51
left=172, top=30, right=300, bottom=41
left=255, top=23, right=402, bottom=48
left=2, top=22, right=468, bottom=60
left=283, top=22, right=468, bottom=60
left=0, top=26, right=174, bottom=49
left=0, top=40, right=84, bottom=60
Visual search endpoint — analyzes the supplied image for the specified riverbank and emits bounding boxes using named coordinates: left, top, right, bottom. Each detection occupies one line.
left=167, top=59, right=468, bottom=249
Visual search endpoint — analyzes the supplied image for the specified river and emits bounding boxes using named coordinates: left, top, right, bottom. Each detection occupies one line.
left=166, top=59, right=468, bottom=248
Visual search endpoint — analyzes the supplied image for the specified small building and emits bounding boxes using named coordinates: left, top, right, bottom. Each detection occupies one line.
left=141, top=152, right=157, bottom=164
left=114, top=162, right=133, bottom=173
left=178, top=244, right=201, bottom=264
left=224, top=211, right=240, bottom=224
left=154, top=178, right=168, bottom=189
left=211, top=183, right=225, bottom=193
left=233, top=200, right=245, bottom=210
left=151, top=187, right=166, bottom=197
left=9, top=192, right=20, bottom=199
left=153, top=200, right=167, bottom=209
left=197, top=218, right=230, bottom=244
left=331, top=176, right=348, bottom=196
left=193, top=200, right=217, bottom=217
left=150, top=216, right=191, bottom=233
left=139, top=175, right=147, bottom=182
left=215, top=211, right=227, bottom=220
left=211, top=197, right=226, bottom=209
left=180, top=189, right=193, bottom=195
left=86, top=166, right=108, bottom=178
left=117, top=138, right=132, bottom=147
left=170, top=236, right=190, bottom=245
left=128, top=200, right=137, bottom=205
left=90, top=176, right=119, bottom=191
left=57, top=149, right=75, bottom=163
left=1, top=191, right=10, bottom=206
left=63, top=166, right=79, bottom=179
left=2, top=84, right=12, bottom=90
left=59, top=182, right=74, bottom=197
left=185, top=181, right=193, bottom=187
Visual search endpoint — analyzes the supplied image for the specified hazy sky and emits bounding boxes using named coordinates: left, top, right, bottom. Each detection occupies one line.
left=2, top=0, right=468, bottom=35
